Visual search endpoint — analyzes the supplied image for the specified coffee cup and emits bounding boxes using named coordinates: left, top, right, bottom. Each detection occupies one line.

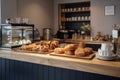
left=101, top=43, right=111, bottom=51
left=98, top=49, right=113, bottom=57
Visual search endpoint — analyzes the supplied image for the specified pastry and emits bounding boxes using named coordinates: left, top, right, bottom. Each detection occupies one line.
left=75, top=48, right=86, bottom=57
left=39, top=41, right=50, bottom=45
left=64, top=50, right=75, bottom=55
left=84, top=47, right=93, bottom=55
left=39, top=45, right=49, bottom=52
left=20, top=45, right=27, bottom=50
left=54, top=48, right=65, bottom=54
left=78, top=42, right=85, bottom=48
left=26, top=44, right=37, bottom=51
left=50, top=40, right=59, bottom=49
left=20, top=44, right=36, bottom=51
left=64, top=44, right=78, bottom=51
left=32, top=45, right=40, bottom=51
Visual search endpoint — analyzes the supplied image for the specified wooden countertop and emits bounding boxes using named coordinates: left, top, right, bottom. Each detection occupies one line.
left=0, top=50, right=120, bottom=78
left=60, top=39, right=112, bottom=44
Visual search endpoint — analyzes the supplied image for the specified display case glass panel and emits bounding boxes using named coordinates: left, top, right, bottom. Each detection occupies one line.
left=0, top=23, right=34, bottom=48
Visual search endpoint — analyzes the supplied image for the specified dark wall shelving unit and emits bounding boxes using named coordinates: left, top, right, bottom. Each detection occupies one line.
left=58, top=1, right=91, bottom=31
left=57, top=1, right=91, bottom=39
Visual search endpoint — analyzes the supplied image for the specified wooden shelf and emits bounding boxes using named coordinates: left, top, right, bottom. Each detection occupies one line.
left=61, top=10, right=90, bottom=13
left=61, top=20, right=90, bottom=22
left=58, top=1, right=91, bottom=31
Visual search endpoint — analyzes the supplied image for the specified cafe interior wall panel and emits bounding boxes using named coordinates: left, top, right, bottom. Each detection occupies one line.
left=0, top=0, right=54, bottom=36
left=17, top=0, right=54, bottom=36
left=0, top=58, right=120, bottom=80
left=1, top=0, right=17, bottom=23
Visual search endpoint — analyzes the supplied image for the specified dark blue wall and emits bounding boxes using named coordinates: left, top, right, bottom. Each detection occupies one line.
left=0, top=58, right=120, bottom=80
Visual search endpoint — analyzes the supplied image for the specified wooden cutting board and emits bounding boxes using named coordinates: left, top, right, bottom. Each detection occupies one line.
left=50, top=52, right=95, bottom=60
left=12, top=48, right=52, bottom=54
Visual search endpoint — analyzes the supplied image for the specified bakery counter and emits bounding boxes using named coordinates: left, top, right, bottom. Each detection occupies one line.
left=0, top=50, right=120, bottom=78
left=60, top=39, right=112, bottom=44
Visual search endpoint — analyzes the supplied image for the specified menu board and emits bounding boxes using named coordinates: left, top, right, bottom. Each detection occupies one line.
left=112, top=29, right=118, bottom=38
left=105, top=5, right=115, bottom=15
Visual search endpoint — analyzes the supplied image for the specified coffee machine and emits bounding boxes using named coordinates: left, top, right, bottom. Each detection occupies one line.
left=56, top=30, right=68, bottom=39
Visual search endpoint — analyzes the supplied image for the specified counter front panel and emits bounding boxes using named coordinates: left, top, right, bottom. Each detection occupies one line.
left=0, top=57, right=120, bottom=80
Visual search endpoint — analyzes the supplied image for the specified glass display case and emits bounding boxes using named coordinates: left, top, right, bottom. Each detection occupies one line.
left=0, top=23, right=34, bottom=48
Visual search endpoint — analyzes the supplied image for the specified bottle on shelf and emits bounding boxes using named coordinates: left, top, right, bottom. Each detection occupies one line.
left=82, top=7, right=85, bottom=11
left=78, top=7, right=82, bottom=11
left=112, top=24, right=118, bottom=54
left=59, top=1, right=91, bottom=34
left=81, top=16, right=85, bottom=20
left=72, top=32, right=78, bottom=40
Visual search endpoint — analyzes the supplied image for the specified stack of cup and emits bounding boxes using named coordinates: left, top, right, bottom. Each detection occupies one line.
left=98, top=43, right=113, bottom=57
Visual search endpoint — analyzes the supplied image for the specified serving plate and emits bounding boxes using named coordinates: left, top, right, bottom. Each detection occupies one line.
left=96, top=53, right=117, bottom=61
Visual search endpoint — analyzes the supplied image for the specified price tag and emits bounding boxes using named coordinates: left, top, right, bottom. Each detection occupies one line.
left=112, top=29, right=118, bottom=38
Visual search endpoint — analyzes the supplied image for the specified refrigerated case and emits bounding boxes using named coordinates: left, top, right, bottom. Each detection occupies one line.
left=0, top=23, right=34, bottom=48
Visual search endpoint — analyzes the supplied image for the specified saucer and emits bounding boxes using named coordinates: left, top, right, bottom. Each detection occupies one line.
left=96, top=53, right=117, bottom=61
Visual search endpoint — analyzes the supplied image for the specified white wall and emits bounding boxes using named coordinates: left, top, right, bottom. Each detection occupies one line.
left=53, top=0, right=120, bottom=36
left=0, top=0, right=54, bottom=36
left=17, top=0, right=54, bottom=36
left=1, top=0, right=120, bottom=36
left=1, top=0, right=17, bottom=23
